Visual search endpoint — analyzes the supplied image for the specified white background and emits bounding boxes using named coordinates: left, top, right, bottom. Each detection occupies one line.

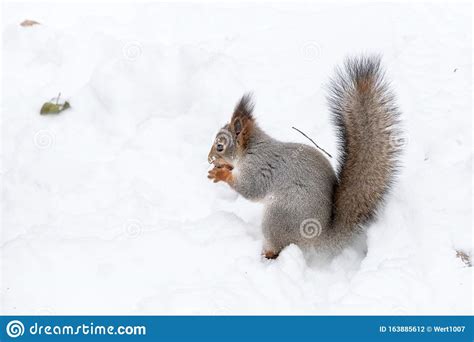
left=1, top=1, right=472, bottom=314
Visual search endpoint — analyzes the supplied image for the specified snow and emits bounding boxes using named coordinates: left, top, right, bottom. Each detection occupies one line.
left=1, top=2, right=471, bottom=315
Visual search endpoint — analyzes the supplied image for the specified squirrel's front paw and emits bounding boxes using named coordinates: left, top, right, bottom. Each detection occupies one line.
left=208, top=165, right=233, bottom=184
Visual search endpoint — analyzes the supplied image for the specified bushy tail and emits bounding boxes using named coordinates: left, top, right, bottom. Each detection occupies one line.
left=328, top=56, right=401, bottom=237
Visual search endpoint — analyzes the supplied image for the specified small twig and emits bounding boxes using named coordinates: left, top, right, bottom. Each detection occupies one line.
left=292, top=126, right=332, bottom=159
left=56, top=92, right=61, bottom=105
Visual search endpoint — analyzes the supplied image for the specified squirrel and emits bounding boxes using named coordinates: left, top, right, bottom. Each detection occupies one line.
left=207, top=56, right=401, bottom=259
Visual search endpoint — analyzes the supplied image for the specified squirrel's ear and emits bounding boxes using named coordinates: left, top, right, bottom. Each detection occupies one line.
left=233, top=117, right=243, bottom=136
left=230, top=93, right=255, bottom=147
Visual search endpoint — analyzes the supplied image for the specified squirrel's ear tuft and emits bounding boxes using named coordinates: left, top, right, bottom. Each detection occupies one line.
left=232, top=93, right=254, bottom=121
left=230, top=93, right=256, bottom=146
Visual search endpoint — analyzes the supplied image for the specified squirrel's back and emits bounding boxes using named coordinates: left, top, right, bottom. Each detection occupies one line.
left=327, top=56, right=401, bottom=247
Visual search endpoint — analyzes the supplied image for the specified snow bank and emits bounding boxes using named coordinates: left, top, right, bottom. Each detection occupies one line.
left=1, top=2, right=471, bottom=314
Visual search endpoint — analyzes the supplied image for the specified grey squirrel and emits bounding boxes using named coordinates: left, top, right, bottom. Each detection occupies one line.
left=207, top=56, right=401, bottom=259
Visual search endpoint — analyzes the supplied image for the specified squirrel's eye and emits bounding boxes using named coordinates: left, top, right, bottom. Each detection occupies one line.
left=216, top=143, right=224, bottom=152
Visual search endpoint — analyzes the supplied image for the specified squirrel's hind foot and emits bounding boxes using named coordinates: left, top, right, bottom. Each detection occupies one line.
left=263, top=250, right=279, bottom=259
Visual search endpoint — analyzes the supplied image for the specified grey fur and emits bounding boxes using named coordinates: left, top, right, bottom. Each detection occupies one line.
left=208, top=56, right=401, bottom=257
left=233, top=128, right=336, bottom=254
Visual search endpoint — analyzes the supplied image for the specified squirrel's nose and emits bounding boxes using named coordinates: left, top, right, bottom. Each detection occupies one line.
left=208, top=149, right=216, bottom=164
